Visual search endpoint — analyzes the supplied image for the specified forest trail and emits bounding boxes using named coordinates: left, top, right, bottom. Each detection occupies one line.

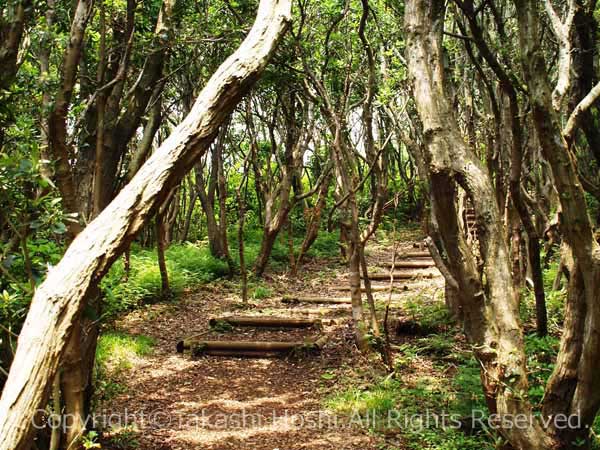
left=97, top=238, right=444, bottom=450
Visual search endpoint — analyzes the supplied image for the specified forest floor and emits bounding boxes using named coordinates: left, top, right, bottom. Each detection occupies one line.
left=94, top=229, right=474, bottom=450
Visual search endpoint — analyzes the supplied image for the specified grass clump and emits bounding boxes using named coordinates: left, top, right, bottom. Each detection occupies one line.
left=325, top=378, right=398, bottom=419
left=251, top=284, right=273, bottom=300
left=94, top=332, right=154, bottom=402
left=401, top=295, right=454, bottom=334
left=96, top=331, right=154, bottom=370
left=103, top=425, right=140, bottom=449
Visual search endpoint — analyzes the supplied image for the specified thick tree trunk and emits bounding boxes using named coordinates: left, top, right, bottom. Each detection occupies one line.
left=59, top=322, right=86, bottom=449
left=405, top=1, right=552, bottom=448
left=0, top=0, right=31, bottom=91
left=0, top=3, right=291, bottom=448
left=515, top=1, right=600, bottom=444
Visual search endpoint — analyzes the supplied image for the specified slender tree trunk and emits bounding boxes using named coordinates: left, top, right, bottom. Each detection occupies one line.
left=0, top=0, right=31, bottom=92
left=236, top=185, right=248, bottom=303
left=180, top=189, right=197, bottom=242
left=47, top=0, right=95, bottom=238
left=254, top=228, right=280, bottom=276
left=359, top=245, right=380, bottom=336
left=216, top=137, right=235, bottom=274
left=529, top=236, right=548, bottom=336
left=46, top=3, right=97, bottom=433
left=295, top=170, right=332, bottom=270
left=156, top=213, right=170, bottom=297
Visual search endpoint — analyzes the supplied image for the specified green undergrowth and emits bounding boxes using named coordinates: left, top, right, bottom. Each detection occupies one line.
left=228, top=227, right=341, bottom=271
left=325, top=296, right=493, bottom=449
left=403, top=295, right=454, bottom=332
left=324, top=293, right=596, bottom=449
left=325, top=359, right=493, bottom=450
left=94, top=332, right=154, bottom=403
left=101, top=243, right=229, bottom=319
left=100, top=228, right=340, bottom=319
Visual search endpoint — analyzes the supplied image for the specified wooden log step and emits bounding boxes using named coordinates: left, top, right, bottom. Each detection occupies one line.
left=363, top=272, right=434, bottom=281
left=209, top=316, right=321, bottom=329
left=177, top=335, right=329, bottom=357
left=379, top=261, right=436, bottom=269
left=412, top=242, right=426, bottom=249
left=331, top=285, right=409, bottom=292
left=192, top=350, right=282, bottom=357
left=396, top=251, right=431, bottom=259
left=286, top=308, right=344, bottom=316
left=282, top=296, right=352, bottom=304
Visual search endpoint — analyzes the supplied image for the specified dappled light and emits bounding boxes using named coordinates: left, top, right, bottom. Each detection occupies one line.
left=1, top=0, right=600, bottom=449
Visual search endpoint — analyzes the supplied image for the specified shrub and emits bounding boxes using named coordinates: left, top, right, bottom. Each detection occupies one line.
left=101, top=243, right=229, bottom=319
left=166, top=243, right=229, bottom=282
left=305, top=230, right=340, bottom=259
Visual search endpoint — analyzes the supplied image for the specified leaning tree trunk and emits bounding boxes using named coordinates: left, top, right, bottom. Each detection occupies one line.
left=0, top=2, right=291, bottom=448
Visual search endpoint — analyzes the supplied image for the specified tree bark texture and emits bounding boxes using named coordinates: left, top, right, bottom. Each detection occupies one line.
left=405, top=1, right=552, bottom=448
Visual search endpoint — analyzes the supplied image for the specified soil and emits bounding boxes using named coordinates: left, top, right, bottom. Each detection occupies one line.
left=97, top=235, right=444, bottom=450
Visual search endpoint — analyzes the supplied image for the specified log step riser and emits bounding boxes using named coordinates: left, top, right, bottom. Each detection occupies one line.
left=177, top=336, right=329, bottom=357
left=362, top=273, right=434, bottom=281
left=209, top=317, right=321, bottom=329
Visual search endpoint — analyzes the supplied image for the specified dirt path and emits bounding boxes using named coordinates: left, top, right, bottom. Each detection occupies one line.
left=97, top=238, right=443, bottom=450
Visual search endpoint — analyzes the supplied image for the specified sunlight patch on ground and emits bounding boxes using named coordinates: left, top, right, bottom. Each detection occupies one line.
left=171, top=413, right=299, bottom=445
left=175, top=393, right=313, bottom=412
